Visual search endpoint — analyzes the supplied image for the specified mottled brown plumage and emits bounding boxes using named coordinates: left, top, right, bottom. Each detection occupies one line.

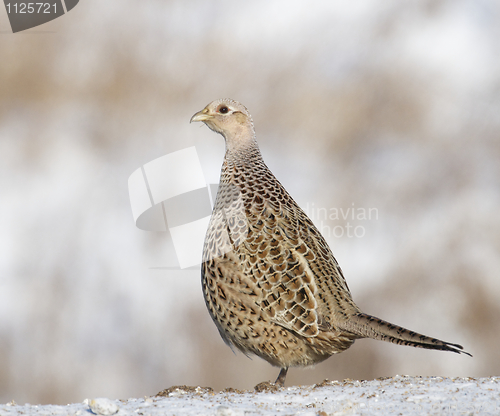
left=190, top=99, right=470, bottom=386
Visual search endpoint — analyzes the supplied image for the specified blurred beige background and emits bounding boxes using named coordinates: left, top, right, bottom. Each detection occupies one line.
left=1, top=0, right=499, bottom=405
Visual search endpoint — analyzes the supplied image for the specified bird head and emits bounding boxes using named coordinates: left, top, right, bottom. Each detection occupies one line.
left=190, top=99, right=255, bottom=141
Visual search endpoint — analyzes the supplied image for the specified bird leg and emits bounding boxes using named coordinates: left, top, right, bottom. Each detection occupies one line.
left=274, top=368, right=288, bottom=386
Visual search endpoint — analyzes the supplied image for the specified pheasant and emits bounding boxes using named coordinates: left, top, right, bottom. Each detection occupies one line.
left=190, top=98, right=470, bottom=386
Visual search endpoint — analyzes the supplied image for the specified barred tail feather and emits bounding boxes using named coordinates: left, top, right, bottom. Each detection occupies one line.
left=343, top=313, right=472, bottom=356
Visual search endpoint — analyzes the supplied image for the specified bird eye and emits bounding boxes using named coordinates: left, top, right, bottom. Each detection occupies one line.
left=219, top=106, right=229, bottom=114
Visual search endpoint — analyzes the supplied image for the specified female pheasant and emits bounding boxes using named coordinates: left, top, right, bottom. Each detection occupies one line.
left=190, top=98, right=470, bottom=386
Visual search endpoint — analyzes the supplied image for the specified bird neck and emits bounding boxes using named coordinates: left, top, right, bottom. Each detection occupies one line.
left=223, top=129, right=262, bottom=166
left=223, top=141, right=265, bottom=177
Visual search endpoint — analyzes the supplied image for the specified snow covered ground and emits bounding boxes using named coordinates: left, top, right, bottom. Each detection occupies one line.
left=1, top=376, right=498, bottom=416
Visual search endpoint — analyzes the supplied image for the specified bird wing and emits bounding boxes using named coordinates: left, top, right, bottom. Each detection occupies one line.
left=203, top=169, right=360, bottom=341
left=237, top=190, right=360, bottom=339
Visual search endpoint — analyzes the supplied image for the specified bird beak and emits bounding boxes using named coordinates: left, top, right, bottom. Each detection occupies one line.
left=190, top=108, right=213, bottom=123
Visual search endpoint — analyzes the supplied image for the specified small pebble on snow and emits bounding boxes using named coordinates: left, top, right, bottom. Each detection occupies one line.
left=86, top=398, right=119, bottom=415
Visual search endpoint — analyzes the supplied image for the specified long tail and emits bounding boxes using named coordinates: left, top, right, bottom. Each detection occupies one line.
left=341, top=313, right=472, bottom=356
